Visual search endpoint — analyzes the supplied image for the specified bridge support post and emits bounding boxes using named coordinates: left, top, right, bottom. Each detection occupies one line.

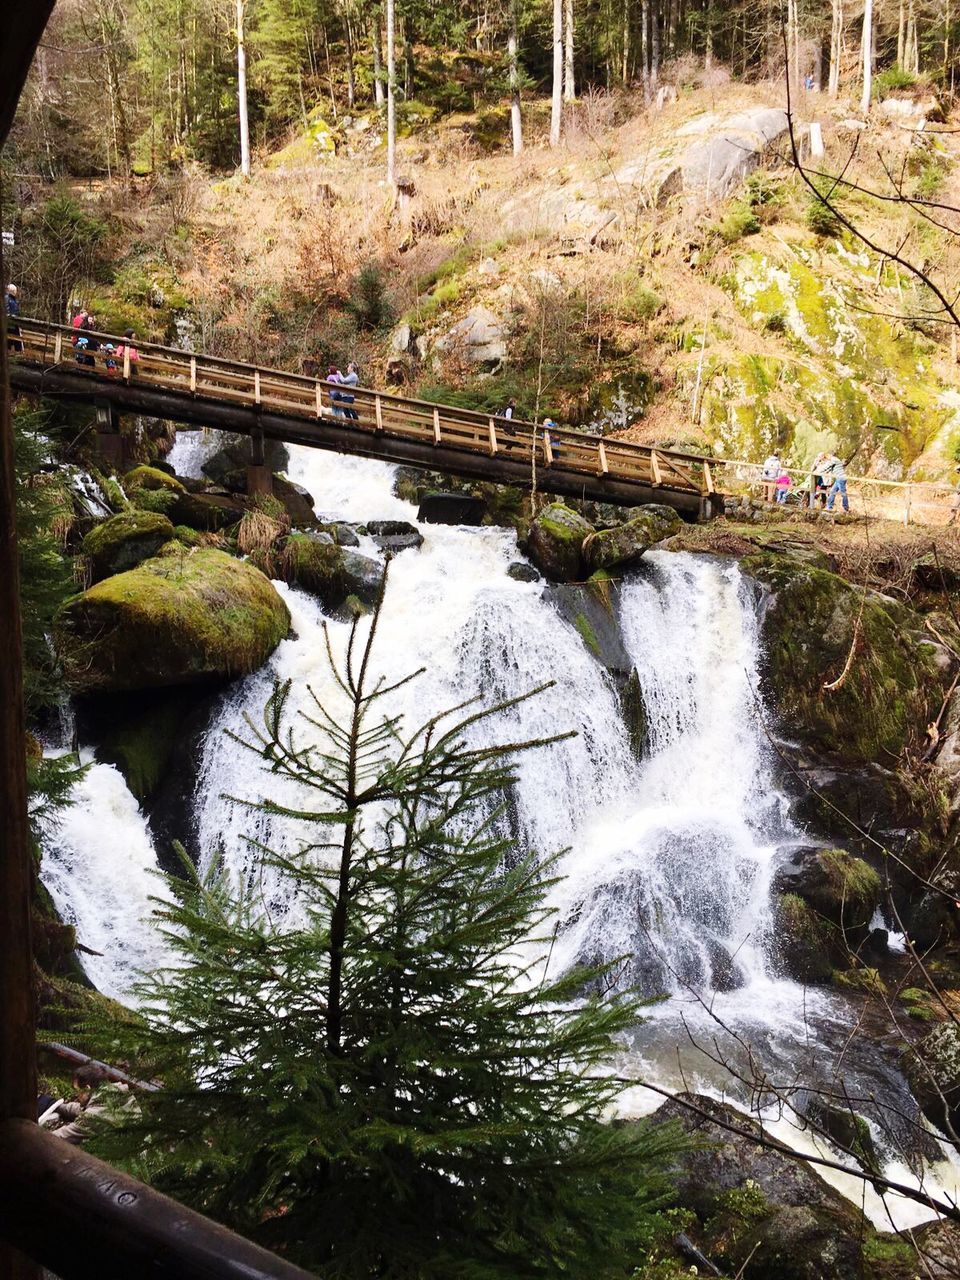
left=247, top=426, right=272, bottom=497
left=93, top=400, right=127, bottom=471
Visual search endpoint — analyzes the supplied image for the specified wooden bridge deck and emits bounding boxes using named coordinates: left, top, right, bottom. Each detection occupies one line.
left=9, top=319, right=719, bottom=515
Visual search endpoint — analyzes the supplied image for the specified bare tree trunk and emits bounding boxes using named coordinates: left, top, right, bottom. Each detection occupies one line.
left=550, top=0, right=563, bottom=145
left=236, top=0, right=250, bottom=177
left=509, top=0, right=523, bottom=153
left=622, top=0, right=631, bottom=82
left=564, top=0, right=575, bottom=100
left=860, top=0, right=873, bottom=113
left=907, top=0, right=919, bottom=71
left=386, top=0, right=396, bottom=184
left=372, top=8, right=385, bottom=106
left=641, top=0, right=650, bottom=96
left=705, top=0, right=713, bottom=68
left=344, top=9, right=356, bottom=109
left=897, top=0, right=906, bottom=64
left=828, top=0, right=843, bottom=92
left=945, top=0, right=951, bottom=78
left=650, top=0, right=660, bottom=90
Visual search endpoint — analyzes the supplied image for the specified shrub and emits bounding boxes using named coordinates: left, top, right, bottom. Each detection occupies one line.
left=717, top=202, right=761, bottom=243
left=873, top=65, right=919, bottom=99
left=805, top=190, right=842, bottom=237
left=344, top=261, right=395, bottom=331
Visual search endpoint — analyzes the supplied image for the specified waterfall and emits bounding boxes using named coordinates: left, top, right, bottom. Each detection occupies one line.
left=166, top=428, right=219, bottom=480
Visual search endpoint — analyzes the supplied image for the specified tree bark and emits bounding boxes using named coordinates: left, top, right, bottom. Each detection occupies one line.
left=236, top=0, right=250, bottom=177
left=344, top=8, right=356, bottom=109
left=860, top=0, right=873, bottom=113
left=550, top=0, right=563, bottom=145
left=386, top=0, right=396, bottom=183
left=650, top=0, right=660, bottom=91
left=641, top=0, right=650, bottom=96
left=828, top=0, right=843, bottom=93
left=509, top=0, right=523, bottom=154
left=564, top=0, right=575, bottom=101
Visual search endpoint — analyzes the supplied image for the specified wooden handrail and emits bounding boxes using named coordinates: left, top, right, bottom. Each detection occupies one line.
left=0, top=1118, right=315, bottom=1280
left=12, top=318, right=711, bottom=496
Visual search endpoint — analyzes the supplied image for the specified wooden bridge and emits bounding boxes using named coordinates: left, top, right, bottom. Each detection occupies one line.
left=10, top=318, right=720, bottom=517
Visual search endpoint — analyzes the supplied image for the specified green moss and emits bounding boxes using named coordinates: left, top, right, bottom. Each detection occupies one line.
left=862, top=1231, right=916, bottom=1271
left=833, top=965, right=887, bottom=994
left=131, top=487, right=179, bottom=515
left=96, top=690, right=193, bottom=803
left=54, top=548, right=290, bottom=692
left=82, top=511, right=175, bottom=581
left=574, top=611, right=600, bottom=656
left=123, top=466, right=185, bottom=493
left=819, top=848, right=882, bottom=910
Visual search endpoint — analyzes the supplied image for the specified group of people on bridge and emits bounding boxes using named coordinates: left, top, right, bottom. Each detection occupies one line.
left=760, top=450, right=849, bottom=512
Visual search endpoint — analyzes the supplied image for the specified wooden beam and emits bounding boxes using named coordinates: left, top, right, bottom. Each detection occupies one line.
left=375, top=395, right=384, bottom=432
left=53, top=332, right=62, bottom=364
left=543, top=429, right=554, bottom=466
left=488, top=418, right=498, bottom=456
left=650, top=449, right=662, bottom=486
left=433, top=407, right=442, bottom=445
left=253, top=369, right=261, bottom=405
left=597, top=441, right=608, bottom=475
left=189, top=356, right=197, bottom=393
left=315, top=381, right=323, bottom=418
left=703, top=461, right=714, bottom=494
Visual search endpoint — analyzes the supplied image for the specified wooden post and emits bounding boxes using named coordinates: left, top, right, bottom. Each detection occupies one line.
left=543, top=428, right=554, bottom=466
left=597, top=441, right=608, bottom=475
left=375, top=395, right=384, bottom=432
left=488, top=418, right=498, bottom=456
left=433, top=407, right=441, bottom=445
left=650, top=449, right=662, bottom=486
left=904, top=483, right=912, bottom=526
left=703, top=461, right=714, bottom=494
left=189, top=356, right=197, bottom=393
left=253, top=369, right=261, bottom=405
left=122, top=345, right=131, bottom=381
left=53, top=331, right=62, bottom=364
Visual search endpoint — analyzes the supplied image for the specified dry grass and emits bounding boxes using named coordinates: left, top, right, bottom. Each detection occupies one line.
left=236, top=504, right=290, bottom=556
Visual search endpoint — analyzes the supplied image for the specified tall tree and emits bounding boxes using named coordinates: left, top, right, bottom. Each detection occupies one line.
left=508, top=0, right=523, bottom=154
left=564, top=0, right=576, bottom=100
left=372, top=6, right=385, bottom=105
left=236, top=0, right=251, bottom=177
left=550, top=0, right=563, bottom=145
left=386, top=0, right=396, bottom=183
left=861, top=0, right=874, bottom=113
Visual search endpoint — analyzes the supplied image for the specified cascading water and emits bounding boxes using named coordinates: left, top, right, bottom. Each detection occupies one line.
left=38, top=439, right=960, bottom=1228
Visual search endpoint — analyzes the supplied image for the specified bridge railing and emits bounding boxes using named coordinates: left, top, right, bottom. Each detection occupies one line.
left=12, top=319, right=709, bottom=497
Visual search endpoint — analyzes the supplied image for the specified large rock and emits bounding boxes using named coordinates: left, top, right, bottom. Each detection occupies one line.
left=582, top=506, right=682, bottom=572
left=525, top=503, right=595, bottom=581
left=55, top=548, right=289, bottom=693
left=272, top=474, right=316, bottom=527
left=437, top=305, right=506, bottom=368
left=745, top=552, right=954, bottom=764
left=200, top=436, right=289, bottom=490
left=903, top=1022, right=960, bottom=1139
left=649, top=1093, right=867, bottom=1280
left=654, top=108, right=792, bottom=204
left=418, top=493, right=485, bottom=526
left=774, top=846, right=881, bottom=936
left=271, top=534, right=384, bottom=610
left=366, top=519, right=424, bottom=553
left=82, top=511, right=174, bottom=582
left=773, top=892, right=837, bottom=984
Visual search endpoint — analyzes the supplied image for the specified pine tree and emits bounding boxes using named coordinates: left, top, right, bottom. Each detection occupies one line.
left=83, top=570, right=680, bottom=1277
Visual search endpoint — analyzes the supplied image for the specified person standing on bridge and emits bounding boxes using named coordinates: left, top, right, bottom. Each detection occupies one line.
left=5, top=284, right=22, bottom=352
left=339, top=360, right=360, bottom=421
left=116, top=329, right=139, bottom=375
left=760, top=451, right=781, bottom=504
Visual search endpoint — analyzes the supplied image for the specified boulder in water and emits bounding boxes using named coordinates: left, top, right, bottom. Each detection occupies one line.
left=170, top=490, right=245, bottom=532
left=903, top=1022, right=960, bottom=1139
left=82, top=511, right=174, bottom=583
left=367, top=520, right=424, bottom=553
left=507, top=561, right=540, bottom=583
left=271, top=475, right=316, bottom=527
left=271, top=534, right=384, bottom=610
left=54, top=547, right=290, bottom=693
left=774, top=846, right=881, bottom=939
left=772, top=892, right=837, bottom=984
left=201, top=436, right=289, bottom=490
left=525, top=502, right=595, bottom=581
left=123, top=465, right=185, bottom=495
left=582, top=506, right=682, bottom=572
left=418, top=493, right=485, bottom=526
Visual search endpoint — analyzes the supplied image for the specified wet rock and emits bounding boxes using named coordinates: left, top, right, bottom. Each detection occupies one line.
left=82, top=511, right=174, bottom=583
left=367, top=520, right=424, bottom=553
left=507, top=561, right=540, bottom=583
left=800, top=1097, right=879, bottom=1173
left=271, top=474, right=316, bottom=527
left=912, top=1218, right=960, bottom=1277
left=170, top=490, right=245, bottom=532
left=80, top=687, right=195, bottom=805
left=648, top=1093, right=866, bottom=1280
left=54, top=548, right=290, bottom=693
left=582, top=506, right=682, bottom=573
left=773, top=892, right=837, bottom=984
left=620, top=668, right=647, bottom=759
left=773, top=846, right=881, bottom=937
left=329, top=523, right=360, bottom=547
left=902, top=1021, right=960, bottom=1139
left=525, top=502, right=595, bottom=581
left=417, top=493, right=485, bottom=526
left=543, top=579, right=632, bottom=681
left=201, top=436, right=289, bottom=489
left=341, top=549, right=385, bottom=604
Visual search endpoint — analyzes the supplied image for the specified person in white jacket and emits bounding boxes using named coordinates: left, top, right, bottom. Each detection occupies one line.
left=760, top=452, right=781, bottom=503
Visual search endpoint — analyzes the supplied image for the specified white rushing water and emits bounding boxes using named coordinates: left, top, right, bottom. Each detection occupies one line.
left=39, top=438, right=960, bottom=1229
left=166, top=427, right=219, bottom=479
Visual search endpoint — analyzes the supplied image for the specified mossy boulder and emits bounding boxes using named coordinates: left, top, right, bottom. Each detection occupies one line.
left=123, top=465, right=185, bottom=494
left=525, top=502, right=595, bottom=581
left=582, top=506, right=682, bottom=573
left=54, top=548, right=290, bottom=693
left=170, top=490, right=245, bottom=531
left=266, top=534, right=384, bottom=611
left=775, top=847, right=881, bottom=935
left=746, top=552, right=953, bottom=763
left=82, top=511, right=175, bottom=582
